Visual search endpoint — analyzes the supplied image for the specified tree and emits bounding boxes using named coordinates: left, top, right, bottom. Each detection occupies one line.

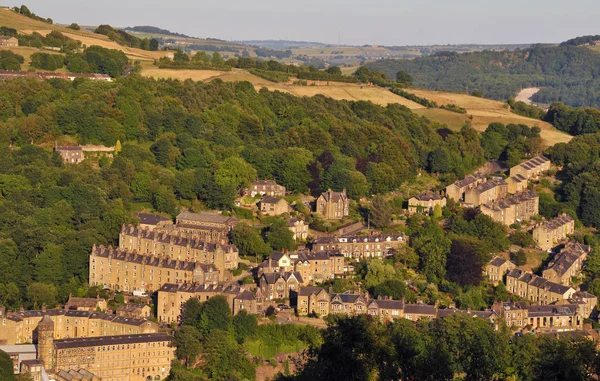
left=363, top=259, right=396, bottom=289
left=149, top=38, right=159, bottom=51
left=199, top=296, right=232, bottom=335
left=0, top=350, right=15, bottom=381
left=203, top=329, right=256, bottom=381
left=67, top=23, right=80, bottom=30
left=265, top=219, right=297, bottom=252
left=174, top=325, right=203, bottom=368
left=396, top=71, right=413, bottom=85
left=114, top=140, right=122, bottom=156
left=230, top=223, right=271, bottom=260
left=174, top=50, right=189, bottom=63
left=233, top=310, right=258, bottom=343
left=181, top=298, right=203, bottom=327
left=369, top=195, right=392, bottom=229
left=412, top=221, right=451, bottom=283
left=212, top=52, right=225, bottom=66
left=27, top=283, right=58, bottom=309
left=446, top=238, right=486, bottom=286
left=511, top=249, right=528, bottom=266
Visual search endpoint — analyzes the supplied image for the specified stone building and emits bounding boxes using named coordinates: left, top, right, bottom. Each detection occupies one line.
left=445, top=175, right=484, bottom=203
left=174, top=210, right=238, bottom=243
left=54, top=146, right=84, bottom=164
left=509, top=155, right=551, bottom=180
left=287, top=217, right=308, bottom=241
left=479, top=190, right=539, bottom=226
left=506, top=268, right=576, bottom=304
left=311, top=233, right=405, bottom=259
left=485, top=257, right=516, bottom=286
left=297, top=286, right=331, bottom=316
left=407, top=192, right=446, bottom=215
left=116, top=304, right=152, bottom=319
left=135, top=213, right=171, bottom=231
left=259, top=196, right=289, bottom=216
left=0, top=36, right=18, bottom=48
left=0, top=305, right=159, bottom=346
left=294, top=251, right=346, bottom=283
left=64, top=295, right=108, bottom=312
left=506, top=174, right=528, bottom=194
left=246, top=179, right=286, bottom=197
left=156, top=283, right=262, bottom=323
left=498, top=302, right=583, bottom=332
left=259, top=271, right=303, bottom=300
left=532, top=213, right=576, bottom=251
left=464, top=178, right=508, bottom=207
left=315, top=189, right=350, bottom=220
left=89, top=245, right=223, bottom=293
left=49, top=331, right=174, bottom=381
left=542, top=241, right=590, bottom=286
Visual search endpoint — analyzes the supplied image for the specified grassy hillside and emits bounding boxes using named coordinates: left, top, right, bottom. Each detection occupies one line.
left=366, top=45, right=600, bottom=108
left=403, top=89, right=572, bottom=145
left=0, top=8, right=168, bottom=61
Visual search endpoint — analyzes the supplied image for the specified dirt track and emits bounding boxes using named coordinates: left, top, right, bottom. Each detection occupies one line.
left=515, top=87, right=541, bottom=104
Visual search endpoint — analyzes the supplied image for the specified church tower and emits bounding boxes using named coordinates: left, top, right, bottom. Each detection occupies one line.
left=36, top=310, right=55, bottom=371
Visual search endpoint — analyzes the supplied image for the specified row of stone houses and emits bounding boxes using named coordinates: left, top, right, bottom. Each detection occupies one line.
left=533, top=213, right=576, bottom=251
left=156, top=283, right=264, bottom=324
left=311, top=233, right=405, bottom=259
left=479, top=190, right=539, bottom=226
left=408, top=192, right=446, bottom=215
left=506, top=268, right=577, bottom=304
left=297, top=287, right=497, bottom=324
left=89, top=245, right=223, bottom=293
left=498, top=301, right=589, bottom=332
left=119, top=224, right=239, bottom=269
left=0, top=304, right=159, bottom=346
left=542, top=241, right=590, bottom=285
left=174, top=210, right=238, bottom=244
left=509, top=155, right=551, bottom=180
left=258, top=250, right=347, bottom=284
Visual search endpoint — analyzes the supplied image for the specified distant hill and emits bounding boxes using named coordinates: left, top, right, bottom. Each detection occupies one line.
left=236, top=40, right=327, bottom=49
left=366, top=44, right=600, bottom=108
left=125, top=25, right=190, bottom=38
left=560, top=35, right=600, bottom=47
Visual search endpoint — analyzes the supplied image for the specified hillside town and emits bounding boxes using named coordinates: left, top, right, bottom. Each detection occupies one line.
left=3, top=152, right=599, bottom=381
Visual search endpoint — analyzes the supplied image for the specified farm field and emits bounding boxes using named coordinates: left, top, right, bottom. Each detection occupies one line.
left=404, top=89, right=572, bottom=145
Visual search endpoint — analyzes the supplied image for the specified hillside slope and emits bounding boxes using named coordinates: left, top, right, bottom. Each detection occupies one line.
left=140, top=66, right=571, bottom=144
left=366, top=45, right=600, bottom=108
left=0, top=8, right=167, bottom=61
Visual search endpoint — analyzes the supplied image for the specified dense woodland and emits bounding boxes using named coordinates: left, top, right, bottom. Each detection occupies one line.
left=278, top=314, right=600, bottom=381
left=0, top=73, right=490, bottom=309
left=367, top=45, right=600, bottom=108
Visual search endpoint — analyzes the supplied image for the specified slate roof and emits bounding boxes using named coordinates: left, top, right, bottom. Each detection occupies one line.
left=53, top=333, right=172, bottom=349
left=261, top=271, right=304, bottom=285
left=136, top=213, right=171, bottom=226
left=312, top=234, right=404, bottom=245
left=261, top=196, right=284, bottom=204
left=371, top=299, right=404, bottom=310
left=489, top=256, right=510, bottom=267
left=176, top=210, right=235, bottom=225
left=319, top=189, right=348, bottom=203
left=298, top=286, right=326, bottom=297
left=412, top=192, right=444, bottom=201
left=541, top=214, right=574, bottom=231
left=287, top=217, right=303, bottom=227
left=453, top=175, right=481, bottom=189
left=518, top=155, right=549, bottom=170
left=526, top=304, right=578, bottom=317
left=55, top=146, right=82, bottom=151
left=66, top=296, right=103, bottom=309
left=253, top=180, right=280, bottom=187
left=404, top=304, right=437, bottom=315
left=235, top=290, right=257, bottom=301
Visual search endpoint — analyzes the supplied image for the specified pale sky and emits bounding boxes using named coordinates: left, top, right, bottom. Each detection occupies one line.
left=19, top=0, right=600, bottom=46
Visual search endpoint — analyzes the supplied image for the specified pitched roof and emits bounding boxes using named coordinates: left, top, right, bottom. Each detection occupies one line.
left=488, top=256, right=510, bottom=267
left=452, top=175, right=481, bottom=189
left=66, top=296, right=103, bottom=309
left=176, top=210, right=235, bottom=224
left=320, top=189, right=348, bottom=203
left=411, top=192, right=444, bottom=201
left=235, top=290, right=257, bottom=301
left=53, top=333, right=172, bottom=349
left=404, top=304, right=437, bottom=315
left=261, top=271, right=304, bottom=285
left=252, top=180, right=282, bottom=187
left=135, top=213, right=171, bottom=226
left=518, top=155, right=549, bottom=170
left=261, top=196, right=285, bottom=204
left=540, top=214, right=574, bottom=231
left=298, top=286, right=326, bottom=297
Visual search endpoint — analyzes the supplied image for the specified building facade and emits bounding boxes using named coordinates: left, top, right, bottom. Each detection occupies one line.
left=542, top=241, right=590, bottom=286
left=407, top=192, right=446, bottom=215
left=247, top=180, right=286, bottom=197
left=479, top=190, right=539, bottom=226
left=0, top=36, right=18, bottom=47
left=174, top=210, right=238, bottom=243
left=464, top=178, right=508, bottom=207
left=89, top=245, right=223, bottom=293
left=506, top=268, right=576, bottom=304
left=315, top=189, right=350, bottom=220
left=445, top=175, right=484, bottom=203
left=485, top=257, right=516, bottom=286
left=311, top=234, right=405, bottom=259
left=259, top=196, right=289, bottom=216
left=156, top=283, right=262, bottom=323
left=0, top=306, right=159, bottom=346
left=55, top=146, right=84, bottom=164
left=287, top=218, right=308, bottom=241
left=532, top=214, right=576, bottom=251
left=260, top=272, right=303, bottom=300
left=509, top=156, right=551, bottom=180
